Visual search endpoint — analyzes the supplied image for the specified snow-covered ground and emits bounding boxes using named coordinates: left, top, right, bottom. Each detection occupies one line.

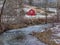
left=0, top=24, right=52, bottom=45
left=50, top=24, right=60, bottom=44
left=24, top=14, right=53, bottom=19
left=23, top=7, right=57, bottom=19
left=46, top=8, right=57, bottom=13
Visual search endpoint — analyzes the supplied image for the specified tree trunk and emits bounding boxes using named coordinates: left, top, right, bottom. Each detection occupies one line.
left=0, top=0, right=6, bottom=33
left=44, top=0, right=48, bottom=24
left=56, top=0, right=60, bottom=22
left=19, top=0, right=25, bottom=16
left=29, top=0, right=33, bottom=6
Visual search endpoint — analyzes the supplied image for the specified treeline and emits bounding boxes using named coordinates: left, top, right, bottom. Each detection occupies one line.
left=23, top=0, right=57, bottom=8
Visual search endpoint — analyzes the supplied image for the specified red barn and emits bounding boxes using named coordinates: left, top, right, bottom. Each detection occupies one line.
left=26, top=9, right=36, bottom=16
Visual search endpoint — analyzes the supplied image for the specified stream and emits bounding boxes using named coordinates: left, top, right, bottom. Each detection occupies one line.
left=0, top=24, right=52, bottom=45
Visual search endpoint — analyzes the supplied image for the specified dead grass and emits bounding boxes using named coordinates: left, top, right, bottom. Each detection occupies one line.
left=0, top=18, right=56, bottom=33
left=32, top=29, right=57, bottom=45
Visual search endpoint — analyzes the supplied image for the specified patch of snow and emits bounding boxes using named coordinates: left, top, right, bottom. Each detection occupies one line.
left=47, top=8, right=57, bottom=13
left=23, top=8, right=32, bottom=12
left=50, top=24, right=60, bottom=44
left=54, top=39, right=60, bottom=44
left=25, top=15, right=36, bottom=18
left=0, top=4, right=3, bottom=8
left=50, top=24, right=60, bottom=33
left=53, top=33, right=60, bottom=37
left=25, top=14, right=52, bottom=19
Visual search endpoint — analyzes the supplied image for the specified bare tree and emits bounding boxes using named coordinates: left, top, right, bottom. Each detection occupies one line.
left=19, top=0, right=25, bottom=16
left=28, top=0, right=33, bottom=5
left=56, top=0, right=60, bottom=22
left=44, top=0, right=48, bottom=24
left=13, top=0, right=25, bottom=17
left=0, top=0, right=6, bottom=30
